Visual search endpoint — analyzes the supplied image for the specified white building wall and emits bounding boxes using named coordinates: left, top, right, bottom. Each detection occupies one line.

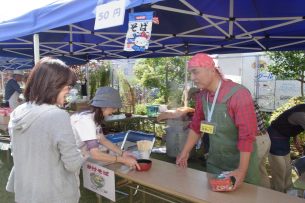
left=214, top=52, right=303, bottom=111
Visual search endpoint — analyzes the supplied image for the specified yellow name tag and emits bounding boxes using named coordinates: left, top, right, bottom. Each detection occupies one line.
left=200, top=122, right=216, bottom=134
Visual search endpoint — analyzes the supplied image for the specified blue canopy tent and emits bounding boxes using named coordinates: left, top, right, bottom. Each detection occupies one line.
left=0, top=0, right=164, bottom=67
left=1, top=0, right=305, bottom=67
left=0, top=57, right=32, bottom=71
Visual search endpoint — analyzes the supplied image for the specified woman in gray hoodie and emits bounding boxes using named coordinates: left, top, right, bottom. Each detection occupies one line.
left=6, top=57, right=85, bottom=203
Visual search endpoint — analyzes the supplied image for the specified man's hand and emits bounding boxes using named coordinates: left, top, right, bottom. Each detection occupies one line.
left=226, top=168, right=247, bottom=190
left=157, top=107, right=195, bottom=122
left=176, top=151, right=189, bottom=168
left=226, top=151, right=251, bottom=190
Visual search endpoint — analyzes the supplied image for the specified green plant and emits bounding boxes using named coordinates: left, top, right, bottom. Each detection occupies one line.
left=88, top=61, right=111, bottom=98
left=134, top=56, right=190, bottom=103
left=135, top=104, right=147, bottom=115
left=152, top=96, right=164, bottom=105
left=117, top=71, right=136, bottom=113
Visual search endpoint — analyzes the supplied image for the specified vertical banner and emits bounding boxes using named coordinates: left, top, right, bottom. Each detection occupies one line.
left=94, top=0, right=125, bottom=30
left=124, top=12, right=153, bottom=52
left=83, top=161, right=116, bottom=202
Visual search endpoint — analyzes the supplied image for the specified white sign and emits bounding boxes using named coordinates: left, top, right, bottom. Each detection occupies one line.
left=83, top=161, right=116, bottom=201
left=257, top=80, right=276, bottom=111
left=275, top=80, right=304, bottom=107
left=94, top=0, right=125, bottom=30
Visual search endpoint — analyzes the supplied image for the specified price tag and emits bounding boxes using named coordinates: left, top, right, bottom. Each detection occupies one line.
left=94, top=0, right=125, bottom=30
left=200, top=121, right=216, bottom=134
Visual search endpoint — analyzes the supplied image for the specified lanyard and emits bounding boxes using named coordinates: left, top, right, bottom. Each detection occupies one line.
left=206, top=80, right=222, bottom=122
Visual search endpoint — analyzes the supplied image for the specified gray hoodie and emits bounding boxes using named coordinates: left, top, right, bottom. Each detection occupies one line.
left=6, top=103, right=85, bottom=203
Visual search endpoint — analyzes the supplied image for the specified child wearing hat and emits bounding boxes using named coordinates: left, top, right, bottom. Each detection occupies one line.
left=71, top=86, right=139, bottom=169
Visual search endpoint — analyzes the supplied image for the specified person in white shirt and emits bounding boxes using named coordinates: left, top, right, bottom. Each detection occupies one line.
left=71, top=86, right=139, bottom=169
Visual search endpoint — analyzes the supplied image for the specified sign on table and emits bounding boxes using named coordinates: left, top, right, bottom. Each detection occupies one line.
left=83, top=161, right=116, bottom=201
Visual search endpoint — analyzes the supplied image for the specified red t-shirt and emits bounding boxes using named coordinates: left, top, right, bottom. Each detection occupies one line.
left=190, top=79, right=257, bottom=152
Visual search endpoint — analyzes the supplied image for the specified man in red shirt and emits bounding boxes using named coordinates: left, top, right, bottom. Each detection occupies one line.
left=176, top=53, right=260, bottom=189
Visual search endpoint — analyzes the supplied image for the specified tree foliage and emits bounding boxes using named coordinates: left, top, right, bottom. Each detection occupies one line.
left=117, top=70, right=136, bottom=113
left=267, top=51, right=305, bottom=96
left=88, top=61, right=111, bottom=98
left=134, top=56, right=189, bottom=104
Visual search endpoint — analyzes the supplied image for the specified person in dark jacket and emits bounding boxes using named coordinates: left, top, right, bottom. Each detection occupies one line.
left=4, top=72, right=23, bottom=109
left=267, top=104, right=305, bottom=192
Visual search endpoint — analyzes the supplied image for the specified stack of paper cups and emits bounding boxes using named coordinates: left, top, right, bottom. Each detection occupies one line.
left=139, top=150, right=150, bottom=159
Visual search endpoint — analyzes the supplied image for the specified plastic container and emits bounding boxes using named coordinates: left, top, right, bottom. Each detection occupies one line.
left=146, top=105, right=159, bottom=117
left=165, top=120, right=189, bottom=157
left=158, top=104, right=168, bottom=113
left=209, top=173, right=236, bottom=192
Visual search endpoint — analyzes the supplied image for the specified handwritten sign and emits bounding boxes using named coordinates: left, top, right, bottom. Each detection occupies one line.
left=83, top=161, right=116, bottom=201
left=257, top=71, right=275, bottom=81
left=94, top=0, right=125, bottom=30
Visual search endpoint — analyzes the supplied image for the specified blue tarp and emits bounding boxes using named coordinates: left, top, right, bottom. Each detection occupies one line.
left=106, top=130, right=155, bottom=143
left=1, top=0, right=305, bottom=67
left=0, top=0, right=162, bottom=42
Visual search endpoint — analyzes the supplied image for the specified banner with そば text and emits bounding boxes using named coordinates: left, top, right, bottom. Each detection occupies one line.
left=124, top=12, right=153, bottom=52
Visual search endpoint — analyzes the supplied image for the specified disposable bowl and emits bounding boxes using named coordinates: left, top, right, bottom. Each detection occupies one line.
left=136, top=159, right=152, bottom=172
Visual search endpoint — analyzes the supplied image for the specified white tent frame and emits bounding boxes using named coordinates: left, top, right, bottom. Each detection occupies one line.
left=0, top=0, right=304, bottom=67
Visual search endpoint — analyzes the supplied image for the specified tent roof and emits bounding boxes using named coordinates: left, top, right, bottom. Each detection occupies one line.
left=1, top=0, right=305, bottom=68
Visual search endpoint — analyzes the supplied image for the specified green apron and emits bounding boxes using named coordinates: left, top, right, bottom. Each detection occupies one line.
left=202, top=85, right=260, bottom=185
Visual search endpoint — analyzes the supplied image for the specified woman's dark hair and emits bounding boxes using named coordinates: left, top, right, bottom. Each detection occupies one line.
left=24, top=57, right=76, bottom=105
left=91, top=106, right=105, bottom=126
left=91, top=106, right=109, bottom=134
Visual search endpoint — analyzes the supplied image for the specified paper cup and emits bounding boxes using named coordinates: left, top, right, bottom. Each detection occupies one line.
left=139, top=150, right=150, bottom=159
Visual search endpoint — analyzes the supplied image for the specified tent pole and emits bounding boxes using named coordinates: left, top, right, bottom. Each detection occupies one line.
left=33, top=34, right=40, bottom=64
left=229, top=0, right=234, bottom=36
left=1, top=71, right=4, bottom=101
left=85, top=64, right=89, bottom=98
left=255, top=55, right=260, bottom=101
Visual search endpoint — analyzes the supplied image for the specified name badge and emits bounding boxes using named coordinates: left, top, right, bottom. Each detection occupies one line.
left=200, top=121, right=216, bottom=134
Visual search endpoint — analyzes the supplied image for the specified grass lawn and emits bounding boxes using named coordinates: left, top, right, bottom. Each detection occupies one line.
left=0, top=150, right=14, bottom=203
